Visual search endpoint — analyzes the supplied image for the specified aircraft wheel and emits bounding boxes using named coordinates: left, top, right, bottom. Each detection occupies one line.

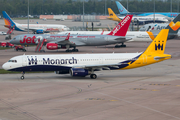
left=121, top=44, right=126, bottom=47
left=90, top=74, right=97, bottom=79
left=66, top=50, right=69, bottom=52
left=115, top=45, right=120, bottom=48
left=20, top=76, right=24, bottom=80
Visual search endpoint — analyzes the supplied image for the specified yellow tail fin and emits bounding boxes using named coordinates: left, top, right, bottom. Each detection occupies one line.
left=107, top=8, right=121, bottom=22
left=144, top=29, right=169, bottom=54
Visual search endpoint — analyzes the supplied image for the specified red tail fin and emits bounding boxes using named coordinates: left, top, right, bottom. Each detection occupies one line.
left=107, top=15, right=133, bottom=36
left=65, top=33, right=70, bottom=40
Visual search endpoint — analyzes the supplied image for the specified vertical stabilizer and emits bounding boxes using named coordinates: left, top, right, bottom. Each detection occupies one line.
left=166, top=14, right=180, bottom=37
left=2, top=11, right=16, bottom=28
left=107, top=15, right=133, bottom=36
left=107, top=8, right=122, bottom=22
left=144, top=29, right=169, bottom=54
left=116, top=1, right=130, bottom=15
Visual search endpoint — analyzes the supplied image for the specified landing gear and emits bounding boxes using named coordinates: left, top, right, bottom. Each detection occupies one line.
left=90, top=74, right=97, bottom=79
left=115, top=43, right=126, bottom=48
left=66, top=47, right=79, bottom=52
left=21, top=71, right=25, bottom=80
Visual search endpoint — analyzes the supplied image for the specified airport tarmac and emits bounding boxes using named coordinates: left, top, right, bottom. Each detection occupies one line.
left=0, top=19, right=180, bottom=120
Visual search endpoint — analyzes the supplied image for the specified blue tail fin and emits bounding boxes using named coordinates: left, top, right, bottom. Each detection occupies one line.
left=2, top=11, right=16, bottom=28
left=115, top=1, right=129, bottom=15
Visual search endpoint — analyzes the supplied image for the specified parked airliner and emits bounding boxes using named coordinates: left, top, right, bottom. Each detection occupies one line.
left=10, top=15, right=133, bottom=52
left=107, top=8, right=168, bottom=25
left=2, top=29, right=171, bottom=79
left=59, top=14, right=180, bottom=42
left=116, top=1, right=178, bottom=18
left=3, top=11, right=69, bottom=34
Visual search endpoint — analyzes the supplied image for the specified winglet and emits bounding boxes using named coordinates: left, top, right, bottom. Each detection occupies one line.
left=107, top=8, right=122, bottom=22
left=115, top=1, right=130, bottom=14
left=65, top=33, right=70, bottom=40
left=107, top=15, right=133, bottom=36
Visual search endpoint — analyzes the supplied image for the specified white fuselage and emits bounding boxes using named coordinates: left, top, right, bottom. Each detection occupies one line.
left=2, top=53, right=141, bottom=71
left=16, top=23, right=69, bottom=32
left=58, top=31, right=153, bottom=42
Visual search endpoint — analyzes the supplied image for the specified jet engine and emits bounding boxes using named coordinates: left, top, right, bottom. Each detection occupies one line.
left=55, top=70, right=69, bottom=74
left=46, top=43, right=66, bottom=50
left=70, top=68, right=91, bottom=77
left=36, top=29, right=44, bottom=34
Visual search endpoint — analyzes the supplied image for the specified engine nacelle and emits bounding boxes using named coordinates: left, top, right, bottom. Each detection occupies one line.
left=46, top=43, right=66, bottom=50
left=55, top=70, right=69, bottom=74
left=36, top=29, right=44, bottom=34
left=70, top=68, right=90, bottom=77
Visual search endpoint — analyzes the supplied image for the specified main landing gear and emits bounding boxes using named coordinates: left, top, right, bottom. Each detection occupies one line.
left=90, top=74, right=97, bottom=79
left=115, top=43, right=126, bottom=48
left=21, top=71, right=25, bottom=80
left=66, top=47, right=79, bottom=52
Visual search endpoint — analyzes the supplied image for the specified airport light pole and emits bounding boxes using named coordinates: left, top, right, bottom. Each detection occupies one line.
left=177, top=0, right=179, bottom=12
left=105, top=0, right=106, bottom=15
left=127, top=0, right=128, bottom=13
left=171, top=0, right=172, bottom=13
left=154, top=0, right=155, bottom=23
left=28, top=0, right=29, bottom=34
left=83, top=0, right=84, bottom=29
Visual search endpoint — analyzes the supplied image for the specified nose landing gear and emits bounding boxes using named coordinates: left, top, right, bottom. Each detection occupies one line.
left=21, top=71, right=25, bottom=80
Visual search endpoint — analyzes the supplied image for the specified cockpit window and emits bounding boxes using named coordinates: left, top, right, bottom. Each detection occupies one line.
left=8, top=60, right=17, bottom=63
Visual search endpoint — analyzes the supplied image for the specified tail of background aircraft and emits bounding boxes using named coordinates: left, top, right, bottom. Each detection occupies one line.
left=2, top=11, right=16, bottom=28
left=116, top=1, right=129, bottom=15
left=165, top=14, right=180, bottom=39
left=107, top=15, right=133, bottom=36
left=107, top=8, right=122, bottom=22
left=149, top=14, right=180, bottom=40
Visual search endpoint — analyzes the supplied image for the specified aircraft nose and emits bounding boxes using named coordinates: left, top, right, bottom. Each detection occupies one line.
left=10, top=38, right=16, bottom=44
left=2, top=63, right=9, bottom=70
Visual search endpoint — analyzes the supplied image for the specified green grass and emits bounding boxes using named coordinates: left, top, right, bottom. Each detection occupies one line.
left=0, top=69, right=53, bottom=74
left=0, top=69, right=20, bottom=74
left=0, top=47, right=13, bottom=50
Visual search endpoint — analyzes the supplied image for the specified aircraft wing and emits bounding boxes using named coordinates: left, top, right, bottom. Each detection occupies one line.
left=114, top=36, right=132, bottom=41
left=73, top=63, right=122, bottom=71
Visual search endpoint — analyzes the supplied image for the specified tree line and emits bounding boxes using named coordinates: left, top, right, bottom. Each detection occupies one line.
left=0, top=0, right=179, bottom=17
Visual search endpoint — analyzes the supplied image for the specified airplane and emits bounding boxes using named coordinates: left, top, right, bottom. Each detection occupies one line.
left=107, top=8, right=168, bottom=25
left=59, top=14, right=180, bottom=42
left=2, top=11, right=69, bottom=34
left=107, top=8, right=121, bottom=22
left=116, top=1, right=179, bottom=18
left=2, top=29, right=171, bottom=80
left=10, top=15, right=133, bottom=52
left=139, top=23, right=168, bottom=31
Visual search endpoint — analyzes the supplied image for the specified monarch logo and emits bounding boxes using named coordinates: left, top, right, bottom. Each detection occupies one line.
left=155, top=43, right=163, bottom=51
left=27, top=56, right=37, bottom=65
left=110, top=14, right=113, bottom=16
left=169, top=21, right=180, bottom=31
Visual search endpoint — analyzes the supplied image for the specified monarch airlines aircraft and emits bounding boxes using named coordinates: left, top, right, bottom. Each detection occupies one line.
left=10, top=15, right=133, bottom=52
left=2, top=29, right=171, bottom=80
left=3, top=11, right=69, bottom=34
